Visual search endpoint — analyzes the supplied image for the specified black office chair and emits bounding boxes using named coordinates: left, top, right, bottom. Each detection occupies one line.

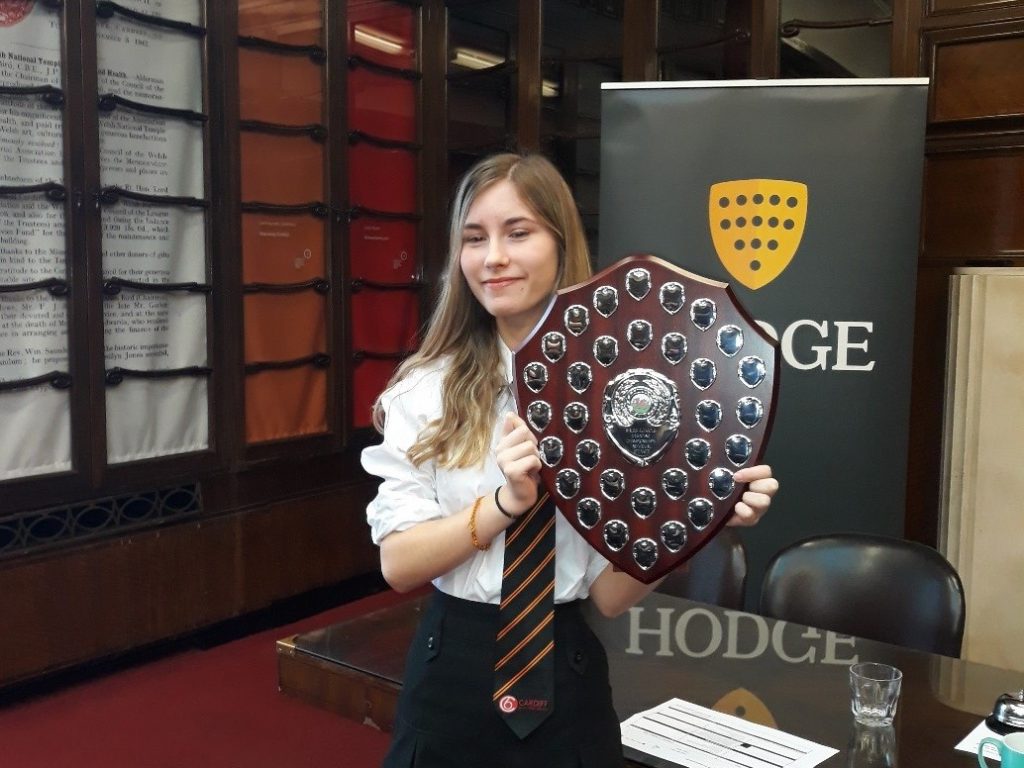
left=657, top=528, right=748, bottom=609
left=759, top=533, right=966, bottom=657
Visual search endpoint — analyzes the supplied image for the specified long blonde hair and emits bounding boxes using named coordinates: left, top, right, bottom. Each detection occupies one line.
left=373, top=153, right=592, bottom=468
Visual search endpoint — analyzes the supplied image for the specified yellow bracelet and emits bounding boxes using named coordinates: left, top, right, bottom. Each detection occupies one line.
left=469, top=495, right=490, bottom=551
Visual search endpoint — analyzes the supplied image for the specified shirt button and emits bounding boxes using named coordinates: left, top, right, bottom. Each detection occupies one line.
left=426, top=635, right=436, bottom=650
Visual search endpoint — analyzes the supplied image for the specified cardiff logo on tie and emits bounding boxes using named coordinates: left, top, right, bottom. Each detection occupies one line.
left=708, top=180, right=808, bottom=290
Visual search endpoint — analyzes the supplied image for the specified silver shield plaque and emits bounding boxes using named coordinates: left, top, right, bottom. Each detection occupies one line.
left=513, top=254, right=779, bottom=583
left=602, top=369, right=680, bottom=467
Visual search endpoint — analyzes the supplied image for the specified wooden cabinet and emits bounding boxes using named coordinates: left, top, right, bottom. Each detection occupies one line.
left=904, top=0, right=1024, bottom=545
left=2, top=0, right=1023, bottom=688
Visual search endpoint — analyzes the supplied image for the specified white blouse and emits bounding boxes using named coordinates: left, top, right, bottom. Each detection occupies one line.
left=361, top=342, right=610, bottom=604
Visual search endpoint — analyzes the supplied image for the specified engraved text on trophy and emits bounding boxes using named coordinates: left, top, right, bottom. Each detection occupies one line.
left=601, top=369, right=680, bottom=467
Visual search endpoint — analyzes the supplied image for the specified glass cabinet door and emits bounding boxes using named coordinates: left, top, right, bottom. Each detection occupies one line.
left=541, top=0, right=623, bottom=258
left=347, top=0, right=423, bottom=430
left=779, top=0, right=892, bottom=78
left=446, top=0, right=517, bottom=185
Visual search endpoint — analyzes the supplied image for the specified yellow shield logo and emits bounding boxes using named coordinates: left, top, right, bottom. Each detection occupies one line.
left=709, top=179, right=807, bottom=290
left=712, top=688, right=778, bottom=729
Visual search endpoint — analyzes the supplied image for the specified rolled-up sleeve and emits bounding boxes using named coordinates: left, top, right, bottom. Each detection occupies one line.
left=584, top=545, right=612, bottom=589
left=360, top=373, right=444, bottom=545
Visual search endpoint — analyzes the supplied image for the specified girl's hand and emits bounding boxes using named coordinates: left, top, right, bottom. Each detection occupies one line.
left=495, top=412, right=541, bottom=515
left=727, top=464, right=778, bottom=527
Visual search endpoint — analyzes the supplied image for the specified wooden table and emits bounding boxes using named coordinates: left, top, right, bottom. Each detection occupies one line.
left=277, top=591, right=1023, bottom=766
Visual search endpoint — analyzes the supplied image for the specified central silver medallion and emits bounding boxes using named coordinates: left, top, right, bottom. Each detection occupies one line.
left=602, top=368, right=680, bottom=467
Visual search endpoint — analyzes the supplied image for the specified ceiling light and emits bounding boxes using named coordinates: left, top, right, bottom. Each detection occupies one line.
left=353, top=25, right=407, bottom=55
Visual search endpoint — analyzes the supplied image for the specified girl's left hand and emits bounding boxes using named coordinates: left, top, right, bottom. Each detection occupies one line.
left=727, top=465, right=778, bottom=527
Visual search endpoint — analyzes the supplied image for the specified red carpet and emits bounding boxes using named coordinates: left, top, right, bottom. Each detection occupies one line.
left=0, top=589, right=411, bottom=768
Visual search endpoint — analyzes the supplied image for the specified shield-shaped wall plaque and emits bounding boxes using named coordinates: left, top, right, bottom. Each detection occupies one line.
left=514, top=254, right=779, bottom=583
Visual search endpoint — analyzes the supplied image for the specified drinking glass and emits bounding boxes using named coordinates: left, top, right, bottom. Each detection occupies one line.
left=850, top=662, right=902, bottom=726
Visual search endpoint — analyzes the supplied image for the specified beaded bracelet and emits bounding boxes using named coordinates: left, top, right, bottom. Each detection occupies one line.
left=469, top=495, right=490, bottom=551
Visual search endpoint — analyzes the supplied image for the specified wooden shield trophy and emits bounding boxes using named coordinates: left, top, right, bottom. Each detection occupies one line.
left=514, top=254, right=779, bottom=583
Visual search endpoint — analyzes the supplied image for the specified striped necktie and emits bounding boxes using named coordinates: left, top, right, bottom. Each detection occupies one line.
left=493, top=492, right=556, bottom=738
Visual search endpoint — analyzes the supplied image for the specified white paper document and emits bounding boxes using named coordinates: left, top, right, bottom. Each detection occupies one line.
left=955, top=720, right=1004, bottom=760
left=621, top=698, right=839, bottom=768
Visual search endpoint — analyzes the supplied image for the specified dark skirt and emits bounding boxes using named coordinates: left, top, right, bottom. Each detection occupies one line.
left=383, top=590, right=624, bottom=768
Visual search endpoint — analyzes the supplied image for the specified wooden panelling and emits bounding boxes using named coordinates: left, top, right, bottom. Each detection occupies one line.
left=893, top=0, right=925, bottom=76
left=516, top=0, right=542, bottom=152
left=420, top=0, right=449, bottom=296
left=750, top=0, right=781, bottom=78
left=0, top=515, right=237, bottom=685
left=928, top=0, right=1024, bottom=16
left=927, top=27, right=1024, bottom=123
left=0, top=484, right=378, bottom=687
left=921, top=150, right=1024, bottom=261
left=903, top=0, right=1024, bottom=551
left=623, top=0, right=657, bottom=82
left=239, top=489, right=375, bottom=599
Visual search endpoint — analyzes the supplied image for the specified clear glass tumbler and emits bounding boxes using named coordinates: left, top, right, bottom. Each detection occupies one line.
left=849, top=662, right=902, bottom=726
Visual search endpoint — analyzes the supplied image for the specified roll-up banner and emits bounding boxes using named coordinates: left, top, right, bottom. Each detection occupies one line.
left=598, top=79, right=929, bottom=605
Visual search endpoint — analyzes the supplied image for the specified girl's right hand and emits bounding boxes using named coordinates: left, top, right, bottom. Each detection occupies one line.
left=494, top=412, right=541, bottom=515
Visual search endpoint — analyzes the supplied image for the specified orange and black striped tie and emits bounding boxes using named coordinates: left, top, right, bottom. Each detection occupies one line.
left=493, top=492, right=556, bottom=738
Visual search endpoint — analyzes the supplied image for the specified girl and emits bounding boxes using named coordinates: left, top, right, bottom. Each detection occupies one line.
left=361, top=153, right=778, bottom=767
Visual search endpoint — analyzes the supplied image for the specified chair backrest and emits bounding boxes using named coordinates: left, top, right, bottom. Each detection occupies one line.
left=657, top=527, right=748, bottom=609
left=759, top=533, right=966, bottom=657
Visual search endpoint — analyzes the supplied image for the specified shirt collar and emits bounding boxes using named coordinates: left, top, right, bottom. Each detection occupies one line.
left=499, top=340, right=514, bottom=388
